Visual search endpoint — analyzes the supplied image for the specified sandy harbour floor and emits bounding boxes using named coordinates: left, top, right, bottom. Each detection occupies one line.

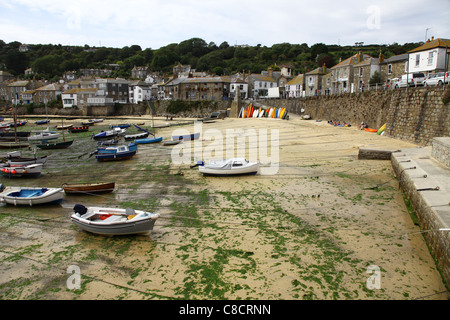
left=0, top=114, right=447, bottom=300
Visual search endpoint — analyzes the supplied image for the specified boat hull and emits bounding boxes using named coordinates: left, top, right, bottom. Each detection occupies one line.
left=62, top=182, right=115, bottom=194
left=37, top=140, right=73, bottom=149
left=96, top=150, right=136, bottom=162
left=69, top=126, right=89, bottom=133
left=135, top=137, right=163, bottom=144
left=0, top=164, right=43, bottom=178
left=125, top=132, right=149, bottom=140
left=7, top=156, right=48, bottom=166
left=0, top=142, right=30, bottom=149
left=0, top=187, right=63, bottom=206
left=199, top=159, right=259, bottom=176
left=71, top=207, right=159, bottom=236
left=171, top=133, right=200, bottom=141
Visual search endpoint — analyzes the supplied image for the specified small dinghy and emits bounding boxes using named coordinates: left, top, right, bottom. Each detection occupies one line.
left=0, top=184, right=63, bottom=206
left=7, top=155, right=48, bottom=166
left=71, top=204, right=160, bottom=236
left=162, top=140, right=182, bottom=146
left=62, top=182, right=115, bottom=194
left=88, top=119, right=103, bottom=123
left=93, top=142, right=138, bottom=162
left=124, top=132, right=149, bottom=141
left=35, top=119, right=50, bottom=125
left=172, top=132, right=200, bottom=141
left=97, top=139, right=120, bottom=147
left=93, top=127, right=126, bottom=140
left=196, top=158, right=259, bottom=176
left=134, top=137, right=163, bottom=145
left=69, top=126, right=89, bottom=133
left=0, top=164, right=43, bottom=178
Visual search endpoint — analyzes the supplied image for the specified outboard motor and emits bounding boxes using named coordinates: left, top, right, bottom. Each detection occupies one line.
left=73, top=204, right=88, bottom=215
left=190, top=161, right=205, bottom=169
left=0, top=184, right=5, bottom=193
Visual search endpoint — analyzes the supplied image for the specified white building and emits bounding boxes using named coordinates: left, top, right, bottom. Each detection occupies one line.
left=230, top=78, right=248, bottom=100
left=128, top=81, right=152, bottom=104
left=408, top=38, right=450, bottom=75
left=61, top=88, right=97, bottom=108
left=285, top=74, right=304, bottom=98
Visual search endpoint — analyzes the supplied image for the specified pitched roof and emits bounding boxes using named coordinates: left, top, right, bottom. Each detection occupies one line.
left=306, top=66, right=331, bottom=75
left=331, top=53, right=372, bottom=69
left=7, top=81, right=29, bottom=87
left=409, top=38, right=450, bottom=53
left=286, top=74, right=304, bottom=85
left=36, top=84, right=63, bottom=91
left=381, top=53, right=408, bottom=64
left=249, top=74, right=277, bottom=82
left=63, top=88, right=98, bottom=94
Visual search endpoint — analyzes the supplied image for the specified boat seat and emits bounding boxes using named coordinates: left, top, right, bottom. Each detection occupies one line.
left=102, top=215, right=125, bottom=223
left=26, top=191, right=42, bottom=198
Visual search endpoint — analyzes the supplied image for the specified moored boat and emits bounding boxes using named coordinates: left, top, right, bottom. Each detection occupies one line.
left=124, top=132, right=149, bottom=140
left=171, top=132, right=200, bottom=141
left=35, top=119, right=50, bottom=125
left=62, top=182, right=115, bottom=194
left=69, top=126, right=89, bottom=133
left=93, top=127, right=126, bottom=140
left=7, top=155, right=48, bottom=166
left=28, top=132, right=60, bottom=141
left=162, top=140, right=182, bottom=146
left=93, top=142, right=138, bottom=162
left=134, top=137, right=162, bottom=144
left=88, top=119, right=104, bottom=123
left=0, top=141, right=30, bottom=149
left=71, top=204, right=160, bottom=236
left=0, top=185, right=63, bottom=206
left=197, top=158, right=259, bottom=176
left=56, top=124, right=73, bottom=130
left=0, top=164, right=43, bottom=178
left=36, top=140, right=74, bottom=150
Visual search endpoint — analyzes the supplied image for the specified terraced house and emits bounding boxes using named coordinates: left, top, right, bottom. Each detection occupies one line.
left=330, top=52, right=373, bottom=94
left=179, top=76, right=230, bottom=101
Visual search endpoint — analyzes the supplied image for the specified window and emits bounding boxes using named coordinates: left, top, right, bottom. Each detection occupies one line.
left=428, top=52, right=434, bottom=65
left=388, top=64, right=392, bottom=74
left=415, top=54, right=420, bottom=67
left=359, top=68, right=363, bottom=77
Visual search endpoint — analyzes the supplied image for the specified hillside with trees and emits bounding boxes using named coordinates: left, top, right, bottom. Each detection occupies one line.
left=0, top=38, right=422, bottom=80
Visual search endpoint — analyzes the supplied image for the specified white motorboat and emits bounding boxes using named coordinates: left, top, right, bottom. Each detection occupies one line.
left=197, top=158, right=259, bottom=176
left=71, top=205, right=160, bottom=236
left=0, top=185, right=63, bottom=206
left=28, top=132, right=60, bottom=141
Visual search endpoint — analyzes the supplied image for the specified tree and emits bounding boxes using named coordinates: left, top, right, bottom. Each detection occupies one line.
left=5, top=50, right=28, bottom=75
left=370, top=71, right=381, bottom=85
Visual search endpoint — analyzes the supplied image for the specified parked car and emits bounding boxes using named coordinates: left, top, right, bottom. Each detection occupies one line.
left=395, top=73, right=426, bottom=88
left=424, top=72, right=449, bottom=86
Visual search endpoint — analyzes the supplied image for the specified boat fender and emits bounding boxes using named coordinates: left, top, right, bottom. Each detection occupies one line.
left=73, top=204, right=88, bottom=215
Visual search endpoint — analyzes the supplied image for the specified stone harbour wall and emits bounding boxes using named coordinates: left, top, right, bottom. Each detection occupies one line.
left=259, top=86, right=450, bottom=146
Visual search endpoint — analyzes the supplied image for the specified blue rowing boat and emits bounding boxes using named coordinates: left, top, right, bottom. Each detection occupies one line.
left=135, top=137, right=163, bottom=144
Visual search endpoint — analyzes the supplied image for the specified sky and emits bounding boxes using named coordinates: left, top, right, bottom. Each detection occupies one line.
left=1, top=0, right=449, bottom=50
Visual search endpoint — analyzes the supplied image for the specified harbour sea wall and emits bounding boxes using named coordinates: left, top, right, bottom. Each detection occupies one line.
left=259, top=86, right=449, bottom=146
left=391, top=138, right=450, bottom=287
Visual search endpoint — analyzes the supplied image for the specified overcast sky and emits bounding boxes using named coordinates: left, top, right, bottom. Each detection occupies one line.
left=1, top=0, right=449, bottom=49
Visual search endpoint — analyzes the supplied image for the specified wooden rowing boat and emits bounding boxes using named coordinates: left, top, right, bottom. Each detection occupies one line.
left=62, top=182, right=115, bottom=194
